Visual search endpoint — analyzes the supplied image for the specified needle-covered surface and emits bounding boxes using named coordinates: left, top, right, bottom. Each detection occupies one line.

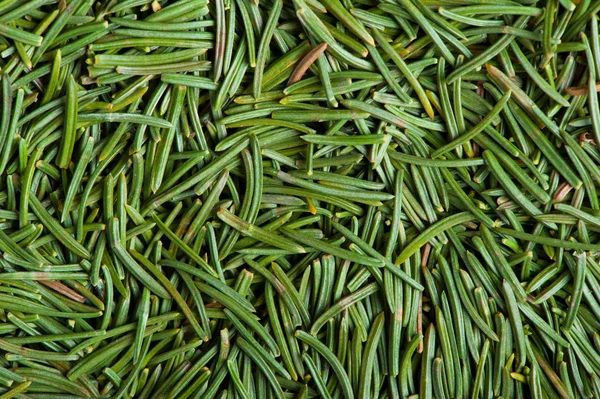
left=0, top=0, right=599, bottom=398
